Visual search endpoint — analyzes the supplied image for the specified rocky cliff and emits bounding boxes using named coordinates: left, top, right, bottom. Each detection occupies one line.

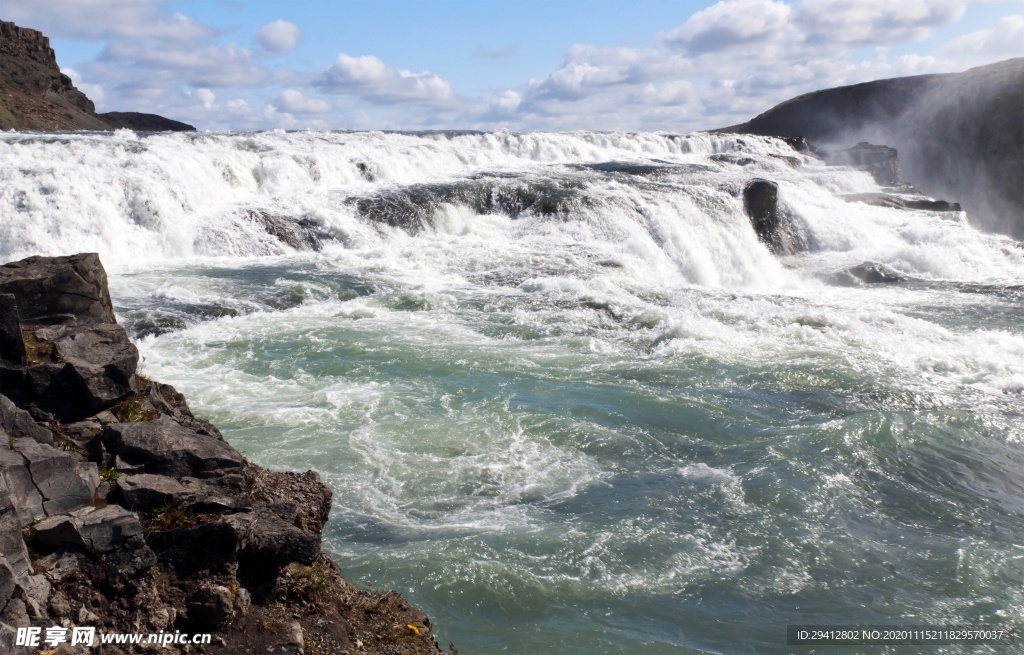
left=0, top=254, right=441, bottom=654
left=720, top=58, right=1024, bottom=239
left=0, top=21, right=194, bottom=132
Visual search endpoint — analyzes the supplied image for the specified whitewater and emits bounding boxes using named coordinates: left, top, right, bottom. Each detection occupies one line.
left=2, top=129, right=1022, bottom=654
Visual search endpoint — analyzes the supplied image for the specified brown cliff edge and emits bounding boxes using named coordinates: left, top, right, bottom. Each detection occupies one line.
left=0, top=21, right=194, bottom=132
left=0, top=253, right=442, bottom=654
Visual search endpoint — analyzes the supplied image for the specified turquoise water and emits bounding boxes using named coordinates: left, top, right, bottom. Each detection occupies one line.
left=4, top=129, right=1023, bottom=653
left=114, top=260, right=1024, bottom=655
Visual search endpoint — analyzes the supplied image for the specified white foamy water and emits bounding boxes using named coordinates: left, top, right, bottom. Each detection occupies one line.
left=3, top=129, right=1022, bottom=654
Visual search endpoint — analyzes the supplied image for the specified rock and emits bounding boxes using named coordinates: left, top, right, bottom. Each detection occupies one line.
left=0, top=365, right=26, bottom=407
left=247, top=211, right=328, bottom=252
left=0, top=621, right=29, bottom=655
left=118, top=474, right=188, bottom=511
left=33, top=514, right=85, bottom=549
left=0, top=556, right=16, bottom=610
left=35, top=505, right=142, bottom=554
left=229, top=505, right=320, bottom=584
left=833, top=262, right=907, bottom=286
left=0, top=497, right=32, bottom=581
left=12, top=439, right=99, bottom=515
left=743, top=179, right=782, bottom=251
left=827, top=142, right=901, bottom=186
left=146, top=520, right=239, bottom=575
left=285, top=620, right=304, bottom=649
left=719, top=58, right=1024, bottom=238
left=246, top=467, right=332, bottom=535
left=186, top=585, right=234, bottom=630
left=34, top=323, right=139, bottom=412
left=96, top=112, right=195, bottom=132
left=842, top=193, right=962, bottom=212
left=74, top=505, right=143, bottom=553
left=101, top=415, right=245, bottom=479
left=34, top=551, right=83, bottom=583
left=0, top=20, right=193, bottom=132
left=0, top=444, right=44, bottom=526
left=0, top=394, right=53, bottom=445
left=0, top=253, right=116, bottom=326
left=0, top=294, right=26, bottom=366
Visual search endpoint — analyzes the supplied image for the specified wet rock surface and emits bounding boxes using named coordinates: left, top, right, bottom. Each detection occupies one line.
left=0, top=253, right=441, bottom=654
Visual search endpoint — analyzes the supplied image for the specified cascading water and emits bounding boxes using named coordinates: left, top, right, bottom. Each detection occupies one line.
left=3, top=129, right=1022, bottom=654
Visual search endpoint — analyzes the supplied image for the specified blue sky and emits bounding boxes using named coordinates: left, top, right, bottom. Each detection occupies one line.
left=4, top=1, right=1022, bottom=131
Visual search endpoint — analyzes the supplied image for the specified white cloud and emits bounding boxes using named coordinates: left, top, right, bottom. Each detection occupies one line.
left=317, top=54, right=454, bottom=104
left=941, top=14, right=1024, bottom=57
left=3, top=0, right=214, bottom=42
left=257, top=20, right=300, bottom=54
left=795, top=0, right=968, bottom=46
left=276, top=89, right=330, bottom=113
left=196, top=88, right=215, bottom=109
left=665, top=0, right=793, bottom=53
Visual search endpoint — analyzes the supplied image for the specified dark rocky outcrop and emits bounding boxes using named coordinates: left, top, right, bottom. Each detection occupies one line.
left=842, top=193, right=962, bottom=212
left=826, top=142, right=901, bottom=186
left=0, top=20, right=194, bottom=132
left=0, top=254, right=441, bottom=654
left=97, top=112, right=197, bottom=132
left=741, top=179, right=807, bottom=255
left=744, top=179, right=781, bottom=250
left=719, top=58, right=1024, bottom=238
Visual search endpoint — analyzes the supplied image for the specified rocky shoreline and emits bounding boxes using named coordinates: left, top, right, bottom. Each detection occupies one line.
left=1, top=254, right=442, bottom=654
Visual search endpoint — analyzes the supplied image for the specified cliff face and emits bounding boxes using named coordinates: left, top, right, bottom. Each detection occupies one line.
left=0, top=254, right=441, bottom=654
left=0, top=21, right=194, bottom=132
left=721, top=58, right=1024, bottom=239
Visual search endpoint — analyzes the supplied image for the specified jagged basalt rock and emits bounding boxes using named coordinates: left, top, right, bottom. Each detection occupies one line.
left=0, top=253, right=442, bottom=654
left=100, top=416, right=245, bottom=479
left=0, top=253, right=116, bottom=326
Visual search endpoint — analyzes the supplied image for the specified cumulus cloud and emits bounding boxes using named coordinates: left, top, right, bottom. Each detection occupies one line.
left=196, top=88, right=215, bottom=109
left=941, top=14, right=1024, bottom=58
left=257, top=20, right=300, bottom=54
left=796, top=0, right=968, bottom=46
left=317, top=54, right=454, bottom=104
left=665, top=0, right=793, bottom=53
left=275, top=89, right=331, bottom=113
left=3, top=0, right=214, bottom=42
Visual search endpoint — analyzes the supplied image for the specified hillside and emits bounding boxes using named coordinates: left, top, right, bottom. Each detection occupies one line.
left=720, top=59, right=1024, bottom=238
left=0, top=20, right=194, bottom=132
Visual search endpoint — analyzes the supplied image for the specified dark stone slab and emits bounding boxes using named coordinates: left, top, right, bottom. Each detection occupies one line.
left=0, top=253, right=116, bottom=326
left=0, top=394, right=53, bottom=445
left=118, top=473, right=188, bottom=511
left=36, top=323, right=138, bottom=412
left=0, top=294, right=25, bottom=366
left=0, top=444, right=44, bottom=525
left=101, top=415, right=245, bottom=479
left=11, top=438, right=99, bottom=515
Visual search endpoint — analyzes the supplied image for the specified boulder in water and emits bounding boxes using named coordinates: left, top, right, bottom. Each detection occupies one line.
left=833, top=261, right=907, bottom=286
left=743, top=179, right=783, bottom=252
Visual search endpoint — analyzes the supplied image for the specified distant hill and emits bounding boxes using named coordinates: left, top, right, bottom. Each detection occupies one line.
left=720, top=59, right=1024, bottom=239
left=0, top=20, right=194, bottom=132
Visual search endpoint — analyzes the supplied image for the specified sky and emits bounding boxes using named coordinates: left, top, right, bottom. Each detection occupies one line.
left=3, top=0, right=1022, bottom=132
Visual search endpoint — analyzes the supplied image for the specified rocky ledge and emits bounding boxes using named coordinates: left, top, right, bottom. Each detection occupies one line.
left=0, top=254, right=441, bottom=654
